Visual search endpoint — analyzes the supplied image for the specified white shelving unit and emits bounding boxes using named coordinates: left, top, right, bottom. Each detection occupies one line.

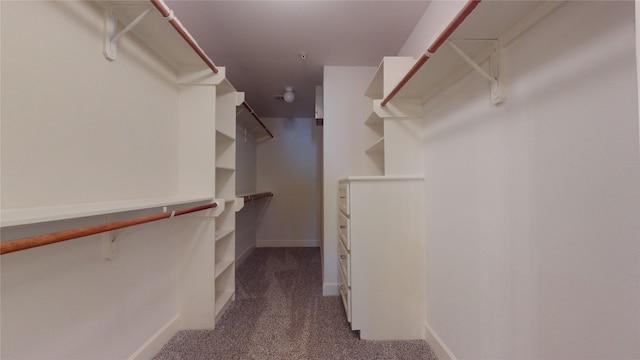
left=363, top=112, right=384, bottom=175
left=363, top=57, right=424, bottom=177
left=213, top=81, right=242, bottom=322
left=1, top=1, right=228, bottom=229
left=1, top=0, right=248, bottom=331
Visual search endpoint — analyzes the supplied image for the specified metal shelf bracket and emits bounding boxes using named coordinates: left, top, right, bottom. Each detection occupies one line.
left=103, top=5, right=154, bottom=61
left=447, top=39, right=506, bottom=105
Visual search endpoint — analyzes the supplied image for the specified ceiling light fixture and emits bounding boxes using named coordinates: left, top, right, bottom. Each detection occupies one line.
left=283, top=87, right=295, bottom=103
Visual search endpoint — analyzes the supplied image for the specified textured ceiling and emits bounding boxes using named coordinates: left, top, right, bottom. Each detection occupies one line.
left=167, top=0, right=431, bottom=118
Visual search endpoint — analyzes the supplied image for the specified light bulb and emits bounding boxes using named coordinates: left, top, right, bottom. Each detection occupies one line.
left=283, top=87, right=295, bottom=103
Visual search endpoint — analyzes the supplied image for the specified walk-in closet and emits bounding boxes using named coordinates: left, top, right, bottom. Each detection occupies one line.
left=2, top=1, right=639, bottom=359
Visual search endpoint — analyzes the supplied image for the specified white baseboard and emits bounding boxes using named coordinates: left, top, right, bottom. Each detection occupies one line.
left=236, top=244, right=255, bottom=268
left=425, top=322, right=456, bottom=360
left=129, top=313, right=180, bottom=360
left=323, top=282, right=339, bottom=296
left=257, top=239, right=320, bottom=248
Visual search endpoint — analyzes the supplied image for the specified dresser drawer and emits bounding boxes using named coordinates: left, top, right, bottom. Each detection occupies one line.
left=338, top=265, right=351, bottom=323
left=338, top=235, right=351, bottom=286
left=337, top=211, right=350, bottom=250
left=338, top=182, right=349, bottom=215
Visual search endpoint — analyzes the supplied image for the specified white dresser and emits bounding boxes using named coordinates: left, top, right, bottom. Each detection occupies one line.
left=337, top=176, right=426, bottom=340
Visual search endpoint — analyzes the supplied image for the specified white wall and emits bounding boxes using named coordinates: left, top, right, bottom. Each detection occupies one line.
left=1, top=2, right=185, bottom=358
left=1, top=212, right=183, bottom=359
left=322, top=66, right=375, bottom=294
left=420, top=2, right=640, bottom=359
left=1, top=1, right=179, bottom=209
left=256, top=117, right=323, bottom=248
left=235, top=125, right=258, bottom=263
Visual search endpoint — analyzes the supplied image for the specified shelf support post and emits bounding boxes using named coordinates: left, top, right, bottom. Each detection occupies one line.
left=103, top=5, right=154, bottom=61
left=447, top=39, right=506, bottom=105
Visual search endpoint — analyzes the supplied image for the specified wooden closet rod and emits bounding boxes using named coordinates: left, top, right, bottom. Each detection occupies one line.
left=380, top=0, right=481, bottom=106
left=150, top=0, right=219, bottom=74
left=0, top=203, right=218, bottom=255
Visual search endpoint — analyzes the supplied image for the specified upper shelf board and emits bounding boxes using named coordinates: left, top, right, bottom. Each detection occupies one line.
left=1, top=196, right=216, bottom=228
left=368, top=1, right=562, bottom=102
left=95, top=0, right=210, bottom=71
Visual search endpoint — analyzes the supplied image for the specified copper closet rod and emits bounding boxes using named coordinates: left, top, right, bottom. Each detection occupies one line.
left=380, top=0, right=481, bottom=106
left=242, top=101, right=275, bottom=139
left=149, top=0, right=219, bottom=74
left=0, top=203, right=218, bottom=255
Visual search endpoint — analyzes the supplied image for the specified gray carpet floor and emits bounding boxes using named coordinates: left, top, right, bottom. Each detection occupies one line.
left=153, top=247, right=437, bottom=359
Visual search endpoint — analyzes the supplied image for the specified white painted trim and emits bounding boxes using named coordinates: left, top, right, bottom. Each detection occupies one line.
left=129, top=314, right=180, bottom=360
left=256, top=239, right=320, bottom=248
left=235, top=245, right=255, bottom=268
left=425, top=322, right=457, bottom=360
left=323, top=282, right=339, bottom=296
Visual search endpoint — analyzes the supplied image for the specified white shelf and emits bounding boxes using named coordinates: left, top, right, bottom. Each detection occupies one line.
left=365, top=112, right=382, bottom=125
left=94, top=1, right=209, bottom=71
left=214, top=259, right=234, bottom=279
left=215, top=228, right=235, bottom=242
left=216, top=129, right=235, bottom=142
left=1, top=196, right=215, bottom=228
left=214, top=290, right=235, bottom=316
left=215, top=165, right=235, bottom=171
left=237, top=191, right=274, bottom=201
left=341, top=175, right=424, bottom=182
left=236, top=103, right=274, bottom=143
left=365, top=137, right=385, bottom=153
left=363, top=110, right=384, bottom=176
left=387, top=1, right=560, bottom=103
left=365, top=57, right=415, bottom=100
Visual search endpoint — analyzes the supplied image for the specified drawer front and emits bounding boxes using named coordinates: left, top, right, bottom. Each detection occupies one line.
left=338, top=182, right=349, bottom=215
left=338, top=235, right=351, bottom=286
left=338, top=265, right=351, bottom=323
left=337, top=211, right=350, bottom=250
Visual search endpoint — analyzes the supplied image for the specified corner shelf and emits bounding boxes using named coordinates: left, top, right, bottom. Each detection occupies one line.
left=215, top=228, right=235, bottom=242
left=365, top=138, right=385, bottom=154
left=214, top=259, right=234, bottom=279
left=216, top=129, right=235, bottom=142
left=214, top=289, right=235, bottom=320
left=362, top=110, right=385, bottom=175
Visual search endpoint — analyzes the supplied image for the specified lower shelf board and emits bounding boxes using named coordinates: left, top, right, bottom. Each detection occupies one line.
left=214, top=290, right=235, bottom=320
left=214, top=259, right=234, bottom=278
left=215, top=228, right=235, bottom=242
